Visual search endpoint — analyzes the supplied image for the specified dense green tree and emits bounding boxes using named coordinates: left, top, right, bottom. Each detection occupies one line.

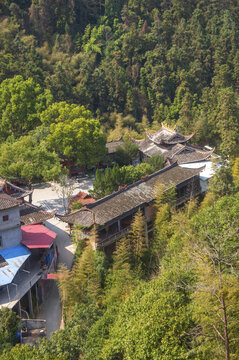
left=1, top=0, right=239, bottom=141
left=189, top=194, right=239, bottom=360
left=0, top=135, right=63, bottom=186
left=103, top=236, right=136, bottom=308
left=153, top=203, right=171, bottom=260
left=1, top=2, right=239, bottom=359
left=208, top=162, right=235, bottom=199
left=114, top=137, right=139, bottom=166
left=40, top=101, right=91, bottom=126
left=0, top=19, right=44, bottom=83
left=0, top=309, right=20, bottom=355
left=70, top=200, right=83, bottom=211
left=37, top=303, right=101, bottom=360
left=128, top=210, right=147, bottom=270
left=216, top=88, right=239, bottom=157
left=0, top=75, right=52, bottom=142
left=43, top=102, right=106, bottom=166
left=143, top=154, right=165, bottom=172
left=0, top=344, right=61, bottom=360
left=232, top=158, right=239, bottom=187
left=100, top=272, right=197, bottom=360
left=58, top=243, right=103, bottom=316
left=91, top=162, right=154, bottom=199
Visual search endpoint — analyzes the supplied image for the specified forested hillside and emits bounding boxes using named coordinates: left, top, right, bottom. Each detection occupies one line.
left=1, top=0, right=239, bottom=159
left=1, top=171, right=239, bottom=360
left=1, top=2, right=239, bottom=360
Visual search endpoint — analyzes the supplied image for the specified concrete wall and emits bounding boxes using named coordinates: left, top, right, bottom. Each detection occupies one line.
left=0, top=206, right=21, bottom=249
left=0, top=226, right=22, bottom=249
left=22, top=319, right=46, bottom=330
left=0, top=206, right=20, bottom=229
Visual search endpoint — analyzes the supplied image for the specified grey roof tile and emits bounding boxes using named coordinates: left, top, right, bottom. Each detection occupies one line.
left=59, top=164, right=202, bottom=227
left=0, top=194, right=21, bottom=210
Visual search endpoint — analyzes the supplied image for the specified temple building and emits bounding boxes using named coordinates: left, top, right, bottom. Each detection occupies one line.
left=59, top=163, right=203, bottom=253
left=105, top=126, right=214, bottom=166
left=132, top=126, right=195, bottom=160
left=0, top=178, right=33, bottom=203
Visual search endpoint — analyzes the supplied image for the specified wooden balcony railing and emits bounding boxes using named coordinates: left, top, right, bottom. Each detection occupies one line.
left=98, top=226, right=131, bottom=248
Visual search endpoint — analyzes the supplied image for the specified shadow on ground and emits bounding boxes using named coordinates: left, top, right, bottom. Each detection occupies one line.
left=37, top=198, right=65, bottom=214
left=45, top=220, right=75, bottom=269
left=33, top=182, right=52, bottom=189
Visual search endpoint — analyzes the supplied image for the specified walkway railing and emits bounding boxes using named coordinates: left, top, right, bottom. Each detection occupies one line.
left=98, top=226, right=131, bottom=247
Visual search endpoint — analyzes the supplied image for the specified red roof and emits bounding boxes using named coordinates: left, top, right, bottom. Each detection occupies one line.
left=71, top=191, right=95, bottom=206
left=45, top=273, right=68, bottom=280
left=21, top=225, right=56, bottom=249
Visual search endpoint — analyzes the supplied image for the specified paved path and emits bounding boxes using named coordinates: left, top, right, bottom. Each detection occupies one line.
left=31, top=178, right=94, bottom=337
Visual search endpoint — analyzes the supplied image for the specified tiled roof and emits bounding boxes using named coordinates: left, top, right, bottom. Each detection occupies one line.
left=130, top=127, right=195, bottom=159
left=0, top=194, right=21, bottom=210
left=164, top=144, right=185, bottom=158
left=70, top=191, right=95, bottom=206
left=146, top=127, right=194, bottom=145
left=0, top=178, right=33, bottom=199
left=138, top=138, right=168, bottom=158
left=106, top=137, right=125, bottom=154
left=59, top=209, right=93, bottom=227
left=167, top=145, right=214, bottom=164
left=20, top=203, right=55, bottom=225
left=58, top=163, right=202, bottom=227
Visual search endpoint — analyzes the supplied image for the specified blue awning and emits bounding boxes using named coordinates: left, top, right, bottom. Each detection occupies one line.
left=0, top=245, right=31, bottom=286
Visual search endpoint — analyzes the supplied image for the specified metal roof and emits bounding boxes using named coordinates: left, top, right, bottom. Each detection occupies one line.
left=0, top=245, right=31, bottom=286
left=21, top=225, right=56, bottom=249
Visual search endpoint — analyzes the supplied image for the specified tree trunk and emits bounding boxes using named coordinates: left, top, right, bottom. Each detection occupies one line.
left=28, top=179, right=32, bottom=190
left=221, top=296, right=230, bottom=360
left=218, top=251, right=230, bottom=360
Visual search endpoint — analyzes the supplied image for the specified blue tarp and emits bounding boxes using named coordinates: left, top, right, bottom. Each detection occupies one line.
left=0, top=245, right=31, bottom=286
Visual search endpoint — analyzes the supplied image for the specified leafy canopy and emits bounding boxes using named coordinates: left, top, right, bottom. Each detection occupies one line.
left=0, top=75, right=52, bottom=142
left=43, top=102, right=107, bottom=166
left=0, top=135, right=63, bottom=184
left=0, top=309, right=20, bottom=355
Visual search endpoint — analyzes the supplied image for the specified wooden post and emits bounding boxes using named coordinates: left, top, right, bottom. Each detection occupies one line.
left=28, top=289, right=34, bottom=318
left=6, top=285, right=10, bottom=302
left=144, top=206, right=149, bottom=248
left=35, top=283, right=39, bottom=314
left=17, top=300, right=22, bottom=318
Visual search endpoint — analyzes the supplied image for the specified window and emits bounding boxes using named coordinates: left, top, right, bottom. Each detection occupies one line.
left=2, top=215, right=8, bottom=222
left=0, top=236, right=2, bottom=247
